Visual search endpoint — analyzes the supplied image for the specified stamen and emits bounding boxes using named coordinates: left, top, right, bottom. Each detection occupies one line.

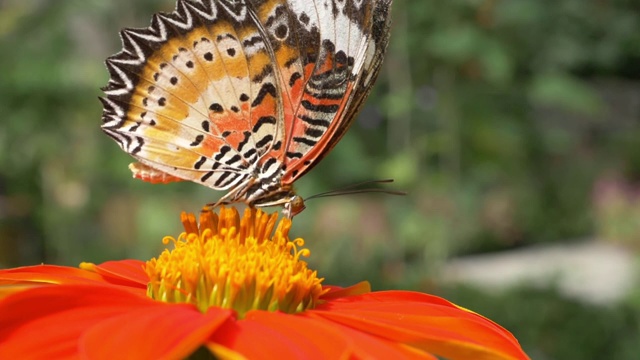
left=144, top=206, right=325, bottom=317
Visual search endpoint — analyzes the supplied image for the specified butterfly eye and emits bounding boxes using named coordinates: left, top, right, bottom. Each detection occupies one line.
left=283, top=195, right=306, bottom=219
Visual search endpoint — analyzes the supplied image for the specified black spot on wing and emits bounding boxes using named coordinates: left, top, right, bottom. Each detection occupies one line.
left=225, top=154, right=242, bottom=165
left=293, top=136, right=317, bottom=147
left=301, top=100, right=339, bottom=113
left=214, top=172, right=233, bottom=187
left=304, top=88, right=345, bottom=100
left=209, top=103, right=224, bottom=113
left=289, top=72, right=302, bottom=87
left=335, top=50, right=347, bottom=65
left=131, top=137, right=144, bottom=155
left=256, top=134, right=274, bottom=149
left=194, top=156, right=206, bottom=169
left=299, top=13, right=310, bottom=25
left=190, top=134, right=204, bottom=147
left=304, top=128, right=324, bottom=138
left=243, top=148, right=257, bottom=159
left=286, top=151, right=303, bottom=159
left=237, top=131, right=252, bottom=151
left=251, top=83, right=277, bottom=107
left=242, top=36, right=263, bottom=47
left=217, top=34, right=237, bottom=42
left=275, top=24, right=288, bottom=39
left=262, top=157, right=277, bottom=172
left=201, top=171, right=214, bottom=182
left=298, top=115, right=330, bottom=128
left=214, top=145, right=231, bottom=161
left=252, top=116, right=277, bottom=133
left=128, top=123, right=141, bottom=132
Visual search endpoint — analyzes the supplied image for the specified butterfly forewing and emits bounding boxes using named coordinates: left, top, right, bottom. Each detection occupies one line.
left=281, top=0, right=392, bottom=183
left=101, top=0, right=392, bottom=209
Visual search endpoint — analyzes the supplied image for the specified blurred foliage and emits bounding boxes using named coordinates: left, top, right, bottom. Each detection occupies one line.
left=1, top=0, right=640, bottom=358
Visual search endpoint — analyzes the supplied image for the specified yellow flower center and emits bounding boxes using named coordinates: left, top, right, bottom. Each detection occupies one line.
left=144, top=206, right=325, bottom=317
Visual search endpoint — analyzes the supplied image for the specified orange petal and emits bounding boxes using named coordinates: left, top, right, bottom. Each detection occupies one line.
left=81, top=305, right=232, bottom=360
left=321, top=281, right=371, bottom=301
left=0, top=265, right=108, bottom=299
left=209, top=311, right=350, bottom=360
left=92, top=260, right=149, bottom=288
left=329, top=321, right=439, bottom=360
left=310, top=291, right=529, bottom=360
left=0, top=284, right=154, bottom=358
left=0, top=265, right=105, bottom=284
left=321, top=291, right=519, bottom=345
left=321, top=290, right=456, bottom=308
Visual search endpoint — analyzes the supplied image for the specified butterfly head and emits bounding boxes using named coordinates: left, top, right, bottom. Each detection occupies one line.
left=282, top=194, right=306, bottom=219
left=252, top=185, right=306, bottom=219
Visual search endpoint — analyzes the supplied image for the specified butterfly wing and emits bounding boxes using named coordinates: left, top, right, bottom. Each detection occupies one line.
left=101, top=0, right=393, bottom=202
left=279, top=0, right=393, bottom=183
left=101, top=0, right=287, bottom=195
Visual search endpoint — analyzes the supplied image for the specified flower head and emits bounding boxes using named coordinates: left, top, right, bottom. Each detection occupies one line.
left=145, top=207, right=323, bottom=315
left=0, top=207, right=530, bottom=360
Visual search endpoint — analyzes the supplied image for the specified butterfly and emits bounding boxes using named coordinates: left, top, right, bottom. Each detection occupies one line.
left=100, top=0, right=392, bottom=218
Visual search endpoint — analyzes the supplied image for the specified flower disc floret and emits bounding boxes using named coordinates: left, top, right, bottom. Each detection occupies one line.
left=144, top=206, right=325, bottom=316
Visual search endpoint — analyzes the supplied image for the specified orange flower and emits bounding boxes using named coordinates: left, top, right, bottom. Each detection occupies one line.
left=0, top=207, right=529, bottom=360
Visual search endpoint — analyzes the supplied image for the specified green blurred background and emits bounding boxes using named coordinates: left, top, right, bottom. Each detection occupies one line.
left=1, top=0, right=640, bottom=358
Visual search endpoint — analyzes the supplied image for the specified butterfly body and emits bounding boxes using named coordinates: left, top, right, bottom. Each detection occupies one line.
left=101, top=0, right=392, bottom=217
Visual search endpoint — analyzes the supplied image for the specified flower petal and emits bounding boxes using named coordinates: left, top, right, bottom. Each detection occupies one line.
left=321, top=281, right=371, bottom=301
left=0, top=284, right=154, bottom=358
left=329, top=322, right=439, bottom=360
left=0, top=265, right=105, bottom=284
left=0, top=265, right=107, bottom=299
left=320, top=291, right=519, bottom=344
left=320, top=290, right=455, bottom=308
left=310, top=291, right=529, bottom=360
left=209, top=311, right=350, bottom=360
left=92, top=260, right=148, bottom=287
left=81, top=305, right=232, bottom=360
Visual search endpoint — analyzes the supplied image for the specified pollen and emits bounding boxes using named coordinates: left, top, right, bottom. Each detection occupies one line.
left=144, top=206, right=325, bottom=316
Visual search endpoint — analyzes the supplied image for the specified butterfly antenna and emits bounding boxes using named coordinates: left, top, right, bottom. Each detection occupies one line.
left=306, top=179, right=406, bottom=201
